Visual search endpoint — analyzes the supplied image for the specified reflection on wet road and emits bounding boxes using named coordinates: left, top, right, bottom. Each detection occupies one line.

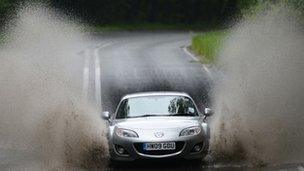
left=95, top=32, right=212, bottom=113
left=87, top=32, right=303, bottom=171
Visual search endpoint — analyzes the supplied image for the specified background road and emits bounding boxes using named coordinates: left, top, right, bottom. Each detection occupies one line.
left=1, top=32, right=303, bottom=171
left=83, top=32, right=303, bottom=171
left=96, top=32, right=212, bottom=113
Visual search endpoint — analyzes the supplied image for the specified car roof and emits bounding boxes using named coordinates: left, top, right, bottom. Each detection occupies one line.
left=121, top=91, right=191, bottom=100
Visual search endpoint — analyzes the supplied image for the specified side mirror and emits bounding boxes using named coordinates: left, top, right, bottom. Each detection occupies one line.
left=204, top=107, right=213, bottom=117
left=101, top=111, right=110, bottom=120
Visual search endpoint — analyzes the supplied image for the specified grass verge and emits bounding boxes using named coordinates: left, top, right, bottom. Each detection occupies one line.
left=191, top=31, right=227, bottom=64
left=0, top=33, right=4, bottom=44
left=94, top=23, right=219, bottom=32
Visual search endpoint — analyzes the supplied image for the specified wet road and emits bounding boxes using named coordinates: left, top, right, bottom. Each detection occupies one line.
left=83, top=32, right=303, bottom=171
left=1, top=31, right=303, bottom=171
left=93, top=32, right=212, bottom=112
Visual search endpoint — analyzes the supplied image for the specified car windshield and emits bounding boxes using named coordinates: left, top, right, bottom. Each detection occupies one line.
left=116, top=95, right=199, bottom=119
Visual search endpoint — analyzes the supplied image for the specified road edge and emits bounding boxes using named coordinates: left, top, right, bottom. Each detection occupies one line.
left=182, top=46, right=213, bottom=79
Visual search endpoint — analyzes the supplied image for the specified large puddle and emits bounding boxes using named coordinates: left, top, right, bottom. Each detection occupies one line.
left=0, top=2, right=303, bottom=171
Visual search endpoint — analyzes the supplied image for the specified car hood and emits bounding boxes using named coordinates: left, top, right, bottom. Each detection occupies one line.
left=115, top=116, right=201, bottom=130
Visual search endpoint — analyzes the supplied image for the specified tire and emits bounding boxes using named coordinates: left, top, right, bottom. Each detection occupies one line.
left=109, top=158, right=129, bottom=168
left=188, top=158, right=204, bottom=168
left=109, top=158, right=120, bottom=167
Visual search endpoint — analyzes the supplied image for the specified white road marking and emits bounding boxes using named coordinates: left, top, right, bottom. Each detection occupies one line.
left=82, top=42, right=115, bottom=103
left=298, top=166, right=304, bottom=171
left=93, top=42, right=115, bottom=111
left=82, top=49, right=90, bottom=99
left=182, top=46, right=213, bottom=78
left=94, top=48, right=101, bottom=111
left=202, top=64, right=213, bottom=78
left=183, top=46, right=199, bottom=62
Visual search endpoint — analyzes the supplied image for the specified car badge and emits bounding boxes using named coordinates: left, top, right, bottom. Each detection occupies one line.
left=154, top=132, right=164, bottom=138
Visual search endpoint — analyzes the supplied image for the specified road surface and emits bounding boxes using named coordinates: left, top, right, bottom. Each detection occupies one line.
left=85, top=32, right=212, bottom=113
left=82, top=32, right=303, bottom=171
left=1, top=31, right=303, bottom=171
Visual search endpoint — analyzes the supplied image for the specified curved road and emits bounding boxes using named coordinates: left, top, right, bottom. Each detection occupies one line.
left=1, top=31, right=303, bottom=171
left=95, top=32, right=212, bottom=113
left=82, top=32, right=303, bottom=171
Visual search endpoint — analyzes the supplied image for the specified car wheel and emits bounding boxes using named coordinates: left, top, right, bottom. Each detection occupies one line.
left=188, top=159, right=204, bottom=168
left=191, top=158, right=203, bottom=163
left=109, top=159, right=119, bottom=166
left=109, top=158, right=127, bottom=168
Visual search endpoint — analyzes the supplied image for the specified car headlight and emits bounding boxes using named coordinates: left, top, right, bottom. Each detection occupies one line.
left=115, top=128, right=139, bottom=138
left=179, top=126, right=201, bottom=137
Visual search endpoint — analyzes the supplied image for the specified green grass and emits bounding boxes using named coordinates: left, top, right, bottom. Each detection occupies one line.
left=0, top=33, right=5, bottom=44
left=94, top=23, right=219, bottom=32
left=191, top=31, right=227, bottom=64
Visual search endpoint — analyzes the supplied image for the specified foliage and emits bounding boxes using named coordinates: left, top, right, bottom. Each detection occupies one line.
left=49, top=0, right=231, bottom=25
left=43, top=0, right=245, bottom=25
left=0, top=0, right=10, bottom=22
left=0, top=0, right=19, bottom=25
left=191, top=31, right=227, bottom=63
left=0, top=32, right=4, bottom=43
left=0, top=0, right=302, bottom=29
left=240, top=0, right=304, bottom=18
left=95, top=23, right=219, bottom=31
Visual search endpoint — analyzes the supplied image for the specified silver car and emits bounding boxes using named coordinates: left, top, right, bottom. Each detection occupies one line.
left=102, top=91, right=213, bottom=162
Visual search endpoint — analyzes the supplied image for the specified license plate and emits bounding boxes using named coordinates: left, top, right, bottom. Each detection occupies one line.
left=143, top=142, right=176, bottom=151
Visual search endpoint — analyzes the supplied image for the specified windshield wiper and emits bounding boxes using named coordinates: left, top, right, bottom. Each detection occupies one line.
left=127, top=114, right=163, bottom=118
left=127, top=113, right=197, bottom=118
left=170, top=113, right=196, bottom=116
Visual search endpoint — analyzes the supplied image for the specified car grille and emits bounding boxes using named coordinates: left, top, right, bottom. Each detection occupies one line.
left=133, top=142, right=185, bottom=155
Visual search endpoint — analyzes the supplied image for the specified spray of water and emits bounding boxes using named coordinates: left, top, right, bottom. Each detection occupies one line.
left=0, top=4, right=108, bottom=169
left=210, top=4, right=304, bottom=166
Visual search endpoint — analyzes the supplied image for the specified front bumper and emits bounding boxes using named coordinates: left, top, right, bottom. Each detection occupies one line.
left=109, top=133, right=209, bottom=161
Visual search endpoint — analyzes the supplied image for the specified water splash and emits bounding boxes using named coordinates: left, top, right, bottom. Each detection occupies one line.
left=0, top=4, right=108, bottom=169
left=210, top=4, right=304, bottom=165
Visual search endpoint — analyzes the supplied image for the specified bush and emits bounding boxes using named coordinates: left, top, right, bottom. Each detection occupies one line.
left=191, top=31, right=227, bottom=63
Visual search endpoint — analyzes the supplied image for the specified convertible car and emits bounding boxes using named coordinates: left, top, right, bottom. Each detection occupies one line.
left=101, top=91, right=213, bottom=162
